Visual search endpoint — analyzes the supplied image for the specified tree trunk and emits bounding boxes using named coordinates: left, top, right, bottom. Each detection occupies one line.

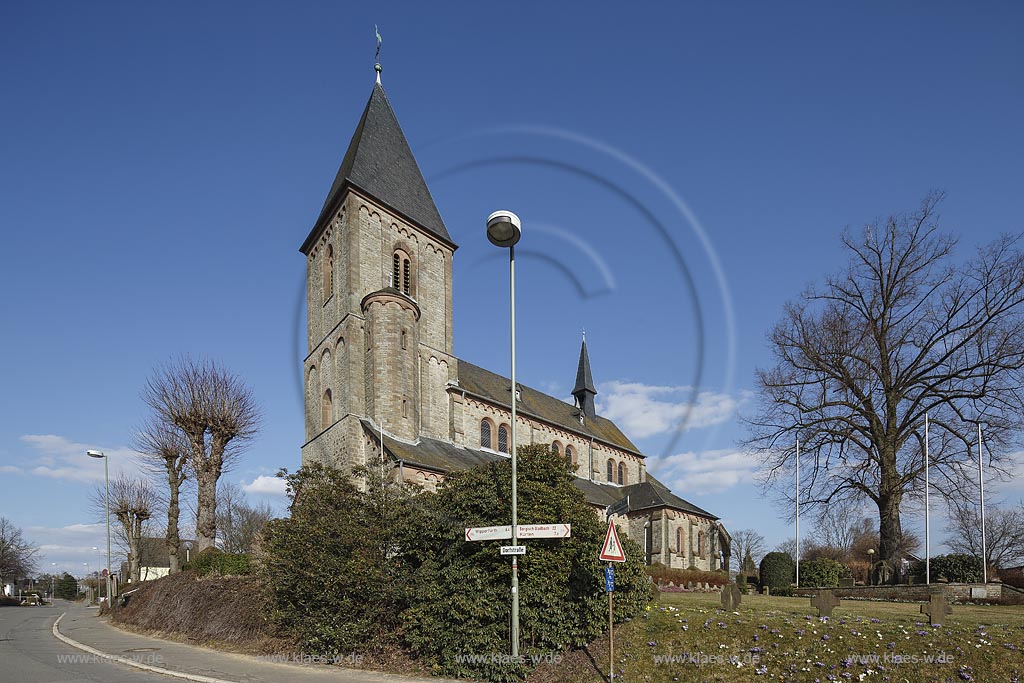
left=877, top=493, right=902, bottom=584
left=165, top=467, right=182, bottom=573
left=196, top=469, right=218, bottom=551
left=129, top=520, right=142, bottom=584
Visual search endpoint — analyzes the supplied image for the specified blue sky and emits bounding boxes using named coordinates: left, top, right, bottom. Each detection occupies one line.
left=2, top=2, right=1022, bottom=577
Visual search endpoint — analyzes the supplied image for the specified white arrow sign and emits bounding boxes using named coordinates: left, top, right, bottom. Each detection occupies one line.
left=500, top=545, right=527, bottom=555
left=465, top=525, right=513, bottom=542
left=516, top=523, right=572, bottom=539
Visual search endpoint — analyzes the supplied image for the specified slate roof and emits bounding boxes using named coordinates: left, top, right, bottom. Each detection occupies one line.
left=456, top=359, right=642, bottom=456
left=300, top=82, right=454, bottom=254
left=363, top=420, right=502, bottom=473
left=136, top=536, right=196, bottom=568
left=362, top=422, right=716, bottom=520
left=619, top=475, right=719, bottom=519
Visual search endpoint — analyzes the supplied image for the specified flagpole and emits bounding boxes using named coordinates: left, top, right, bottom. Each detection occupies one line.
left=924, top=413, right=930, bottom=585
left=795, top=436, right=800, bottom=588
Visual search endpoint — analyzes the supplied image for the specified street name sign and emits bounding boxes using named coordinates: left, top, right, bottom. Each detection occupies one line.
left=516, top=523, right=571, bottom=539
left=465, top=525, right=513, bottom=542
left=604, top=566, right=615, bottom=592
left=500, top=545, right=527, bottom=556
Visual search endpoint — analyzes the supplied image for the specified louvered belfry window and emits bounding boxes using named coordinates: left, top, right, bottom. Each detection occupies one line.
left=403, top=258, right=411, bottom=295
left=392, top=253, right=400, bottom=288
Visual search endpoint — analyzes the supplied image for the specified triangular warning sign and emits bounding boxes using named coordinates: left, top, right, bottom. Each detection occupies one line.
left=599, top=520, right=627, bottom=562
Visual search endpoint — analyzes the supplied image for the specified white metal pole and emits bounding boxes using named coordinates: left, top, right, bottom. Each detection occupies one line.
left=924, top=413, right=930, bottom=585
left=104, top=455, right=111, bottom=603
left=978, top=422, right=987, bottom=583
left=510, top=244, right=520, bottom=659
left=795, top=436, right=800, bottom=588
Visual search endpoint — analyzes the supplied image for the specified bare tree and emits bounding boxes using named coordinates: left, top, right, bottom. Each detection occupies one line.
left=0, top=518, right=38, bottom=587
left=142, top=356, right=260, bottom=552
left=746, top=194, right=1024, bottom=577
left=774, top=538, right=798, bottom=563
left=91, top=475, right=157, bottom=583
left=135, top=416, right=190, bottom=573
left=946, top=500, right=1024, bottom=570
left=730, top=529, right=766, bottom=572
left=216, top=481, right=274, bottom=553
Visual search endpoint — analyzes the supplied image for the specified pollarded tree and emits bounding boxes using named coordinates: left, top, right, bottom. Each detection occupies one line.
left=134, top=416, right=190, bottom=573
left=142, top=356, right=260, bottom=551
left=91, top=474, right=157, bottom=583
left=747, top=194, right=1024, bottom=576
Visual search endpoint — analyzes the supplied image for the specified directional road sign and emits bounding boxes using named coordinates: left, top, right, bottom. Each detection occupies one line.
left=500, top=545, right=527, bottom=556
left=516, top=523, right=571, bottom=539
left=465, top=525, right=513, bottom=542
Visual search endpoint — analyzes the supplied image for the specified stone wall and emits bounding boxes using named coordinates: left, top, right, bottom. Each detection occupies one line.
left=792, top=583, right=1024, bottom=604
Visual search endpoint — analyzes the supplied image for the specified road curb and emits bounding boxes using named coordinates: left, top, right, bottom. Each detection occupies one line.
left=52, top=612, right=239, bottom=683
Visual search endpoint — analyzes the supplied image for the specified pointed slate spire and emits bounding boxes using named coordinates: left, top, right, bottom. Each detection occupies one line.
left=301, top=81, right=454, bottom=253
left=573, top=334, right=597, bottom=419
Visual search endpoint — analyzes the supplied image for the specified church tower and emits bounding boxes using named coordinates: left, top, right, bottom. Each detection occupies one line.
left=299, top=72, right=457, bottom=470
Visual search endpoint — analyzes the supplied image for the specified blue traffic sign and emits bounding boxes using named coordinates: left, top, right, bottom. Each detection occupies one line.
left=604, top=566, right=614, bottom=592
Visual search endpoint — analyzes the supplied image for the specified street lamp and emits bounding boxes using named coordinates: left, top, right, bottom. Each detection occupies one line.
left=51, top=562, right=56, bottom=600
left=486, top=209, right=522, bottom=659
left=867, top=548, right=875, bottom=586
left=87, top=449, right=112, bottom=604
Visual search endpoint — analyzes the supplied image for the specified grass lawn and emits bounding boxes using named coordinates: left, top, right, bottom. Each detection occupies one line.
left=533, top=592, right=1024, bottom=683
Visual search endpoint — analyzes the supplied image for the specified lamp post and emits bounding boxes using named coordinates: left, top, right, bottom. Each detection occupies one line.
left=86, top=450, right=112, bottom=604
left=92, top=546, right=101, bottom=599
left=867, top=548, right=875, bottom=586
left=486, top=209, right=522, bottom=659
left=51, top=562, right=56, bottom=600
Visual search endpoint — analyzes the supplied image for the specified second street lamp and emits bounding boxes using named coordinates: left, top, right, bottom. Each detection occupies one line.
left=486, top=209, right=522, bottom=659
left=86, top=449, right=112, bottom=604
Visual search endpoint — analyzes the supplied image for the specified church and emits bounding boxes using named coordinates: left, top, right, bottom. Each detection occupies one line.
left=298, top=66, right=730, bottom=572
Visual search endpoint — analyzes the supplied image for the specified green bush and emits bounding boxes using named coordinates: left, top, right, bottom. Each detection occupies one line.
left=183, top=547, right=252, bottom=576
left=928, top=554, right=983, bottom=583
left=759, top=552, right=794, bottom=591
left=261, top=463, right=418, bottom=658
left=798, top=557, right=845, bottom=587
left=402, top=445, right=650, bottom=682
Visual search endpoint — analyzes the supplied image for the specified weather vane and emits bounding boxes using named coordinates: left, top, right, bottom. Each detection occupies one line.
left=374, top=24, right=383, bottom=83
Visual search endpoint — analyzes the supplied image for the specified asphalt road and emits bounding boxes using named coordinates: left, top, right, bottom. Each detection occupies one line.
left=0, top=601, right=171, bottom=683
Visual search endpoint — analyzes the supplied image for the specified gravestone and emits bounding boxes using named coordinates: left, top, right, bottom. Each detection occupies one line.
left=921, top=592, right=953, bottom=626
left=838, top=577, right=855, bottom=588
left=810, top=590, right=840, bottom=617
left=720, top=583, right=742, bottom=610
left=685, top=581, right=694, bottom=590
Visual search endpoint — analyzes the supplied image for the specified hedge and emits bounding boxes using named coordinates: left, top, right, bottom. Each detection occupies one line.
left=759, top=552, right=794, bottom=591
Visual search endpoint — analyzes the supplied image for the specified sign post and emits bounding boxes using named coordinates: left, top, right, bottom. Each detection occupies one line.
left=599, top=521, right=627, bottom=681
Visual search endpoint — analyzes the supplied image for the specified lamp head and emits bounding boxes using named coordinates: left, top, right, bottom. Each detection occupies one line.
left=86, top=450, right=105, bottom=459
left=486, top=210, right=522, bottom=247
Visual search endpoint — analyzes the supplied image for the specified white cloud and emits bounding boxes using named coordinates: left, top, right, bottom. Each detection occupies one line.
left=18, top=434, right=142, bottom=483
left=649, top=448, right=759, bottom=495
left=241, top=475, right=287, bottom=497
left=596, top=381, right=747, bottom=439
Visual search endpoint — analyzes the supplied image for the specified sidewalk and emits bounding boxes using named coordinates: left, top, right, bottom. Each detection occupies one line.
left=54, top=602, right=459, bottom=683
